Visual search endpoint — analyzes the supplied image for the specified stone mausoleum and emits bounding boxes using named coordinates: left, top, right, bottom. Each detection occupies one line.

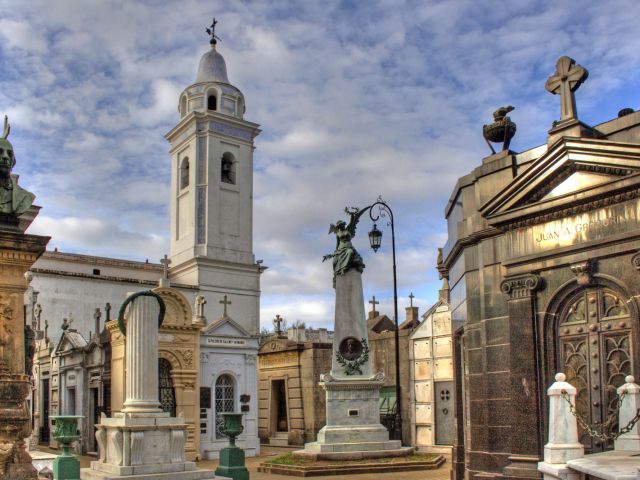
left=439, top=56, right=640, bottom=480
left=257, top=322, right=333, bottom=446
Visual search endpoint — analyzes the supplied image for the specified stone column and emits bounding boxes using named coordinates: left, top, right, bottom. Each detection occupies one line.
left=615, top=375, right=640, bottom=451
left=501, top=274, right=543, bottom=478
left=122, top=294, right=162, bottom=413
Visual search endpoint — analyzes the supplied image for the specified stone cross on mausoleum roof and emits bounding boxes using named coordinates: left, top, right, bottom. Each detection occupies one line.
left=545, top=56, right=589, bottom=123
left=219, top=294, right=232, bottom=317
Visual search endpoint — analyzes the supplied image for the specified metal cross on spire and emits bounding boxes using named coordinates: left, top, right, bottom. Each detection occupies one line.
left=206, top=17, right=222, bottom=45
left=409, top=292, right=415, bottom=307
left=545, top=56, right=588, bottom=123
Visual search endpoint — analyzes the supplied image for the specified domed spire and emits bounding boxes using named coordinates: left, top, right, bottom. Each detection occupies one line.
left=196, top=18, right=229, bottom=84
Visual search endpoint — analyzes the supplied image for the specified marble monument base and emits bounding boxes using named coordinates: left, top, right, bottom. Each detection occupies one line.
left=81, top=412, right=218, bottom=480
left=294, top=373, right=411, bottom=460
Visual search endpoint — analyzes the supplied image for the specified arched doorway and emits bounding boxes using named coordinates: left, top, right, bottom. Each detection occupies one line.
left=159, top=358, right=177, bottom=417
left=215, top=374, right=235, bottom=439
left=555, top=283, right=635, bottom=451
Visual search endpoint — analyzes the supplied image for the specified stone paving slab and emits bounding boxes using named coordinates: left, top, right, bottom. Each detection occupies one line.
left=32, top=445, right=452, bottom=480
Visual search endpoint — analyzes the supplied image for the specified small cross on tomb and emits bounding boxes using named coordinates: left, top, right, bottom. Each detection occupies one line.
left=409, top=292, right=415, bottom=307
left=105, top=303, right=111, bottom=322
left=369, top=295, right=380, bottom=313
left=273, top=314, right=283, bottom=334
left=219, top=294, right=232, bottom=316
left=545, top=56, right=588, bottom=123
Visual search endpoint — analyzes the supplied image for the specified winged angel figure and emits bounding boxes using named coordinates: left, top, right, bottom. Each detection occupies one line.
left=323, top=207, right=367, bottom=287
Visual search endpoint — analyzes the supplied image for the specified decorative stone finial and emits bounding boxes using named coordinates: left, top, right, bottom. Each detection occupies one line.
left=545, top=56, right=588, bottom=123
left=555, top=372, right=566, bottom=382
left=483, top=106, right=517, bottom=154
left=206, top=17, right=221, bottom=46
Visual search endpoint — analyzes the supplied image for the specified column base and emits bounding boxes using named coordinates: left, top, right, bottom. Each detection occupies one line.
left=81, top=412, right=217, bottom=479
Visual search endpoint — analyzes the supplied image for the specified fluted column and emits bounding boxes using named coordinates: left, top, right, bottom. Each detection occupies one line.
left=122, top=295, right=162, bottom=413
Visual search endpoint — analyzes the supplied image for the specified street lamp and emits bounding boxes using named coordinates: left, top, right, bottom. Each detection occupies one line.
left=361, top=197, right=402, bottom=443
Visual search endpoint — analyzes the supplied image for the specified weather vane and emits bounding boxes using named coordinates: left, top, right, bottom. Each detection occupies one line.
left=206, top=17, right=222, bottom=45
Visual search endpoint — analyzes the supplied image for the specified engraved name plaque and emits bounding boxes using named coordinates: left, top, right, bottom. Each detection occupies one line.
left=507, top=197, right=640, bottom=258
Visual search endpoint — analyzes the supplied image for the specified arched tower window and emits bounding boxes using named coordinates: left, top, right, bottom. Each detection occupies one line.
left=215, top=374, right=235, bottom=438
left=158, top=358, right=176, bottom=417
left=208, top=94, right=217, bottom=111
left=180, top=157, right=189, bottom=190
left=221, top=153, right=235, bottom=185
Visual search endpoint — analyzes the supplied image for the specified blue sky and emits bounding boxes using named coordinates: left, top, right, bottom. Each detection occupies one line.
left=1, top=0, right=640, bottom=330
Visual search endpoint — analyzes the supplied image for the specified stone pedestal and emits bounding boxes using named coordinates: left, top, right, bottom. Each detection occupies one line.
left=81, top=293, right=217, bottom=480
left=615, top=376, right=640, bottom=451
left=0, top=225, right=49, bottom=480
left=295, top=269, right=411, bottom=460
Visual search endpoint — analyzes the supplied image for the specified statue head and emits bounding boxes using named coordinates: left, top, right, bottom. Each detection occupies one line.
left=0, top=116, right=15, bottom=180
left=335, top=220, right=346, bottom=230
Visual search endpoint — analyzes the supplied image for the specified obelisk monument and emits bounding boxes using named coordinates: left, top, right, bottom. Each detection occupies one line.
left=0, top=116, right=49, bottom=479
left=295, top=207, right=409, bottom=459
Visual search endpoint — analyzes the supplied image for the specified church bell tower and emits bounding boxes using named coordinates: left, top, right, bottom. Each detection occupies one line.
left=165, top=22, right=262, bottom=333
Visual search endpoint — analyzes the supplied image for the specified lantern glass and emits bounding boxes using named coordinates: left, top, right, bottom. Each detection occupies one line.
left=369, top=224, right=382, bottom=252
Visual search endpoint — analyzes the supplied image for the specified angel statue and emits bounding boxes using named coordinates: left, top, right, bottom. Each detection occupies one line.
left=323, top=207, right=367, bottom=287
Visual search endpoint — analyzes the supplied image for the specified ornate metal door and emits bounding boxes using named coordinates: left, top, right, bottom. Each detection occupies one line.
left=434, top=381, right=454, bottom=445
left=558, top=286, right=634, bottom=451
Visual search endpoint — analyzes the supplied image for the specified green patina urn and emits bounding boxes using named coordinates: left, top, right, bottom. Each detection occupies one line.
left=50, top=415, right=83, bottom=480
left=220, top=412, right=244, bottom=445
left=215, top=413, right=249, bottom=480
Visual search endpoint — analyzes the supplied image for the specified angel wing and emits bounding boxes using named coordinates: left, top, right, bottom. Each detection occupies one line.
left=345, top=207, right=366, bottom=237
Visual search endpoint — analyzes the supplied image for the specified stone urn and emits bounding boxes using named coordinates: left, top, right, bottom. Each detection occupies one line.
left=220, top=412, right=244, bottom=447
left=50, top=415, right=83, bottom=480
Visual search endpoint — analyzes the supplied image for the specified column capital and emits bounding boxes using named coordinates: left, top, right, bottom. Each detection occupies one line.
left=501, top=274, right=542, bottom=300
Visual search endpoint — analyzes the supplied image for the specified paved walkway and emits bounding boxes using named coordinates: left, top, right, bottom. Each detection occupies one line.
left=33, top=445, right=451, bottom=480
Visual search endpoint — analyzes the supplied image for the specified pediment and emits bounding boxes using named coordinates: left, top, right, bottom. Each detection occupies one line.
left=481, top=138, right=640, bottom=227
left=202, top=315, right=251, bottom=338
left=54, top=330, right=87, bottom=354
left=258, top=335, right=298, bottom=354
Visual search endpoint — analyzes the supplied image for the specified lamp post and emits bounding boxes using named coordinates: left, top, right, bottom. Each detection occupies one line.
left=362, top=197, right=402, bottom=443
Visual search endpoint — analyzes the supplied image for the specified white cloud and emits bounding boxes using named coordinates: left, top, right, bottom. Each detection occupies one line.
left=2, top=0, right=640, bottom=331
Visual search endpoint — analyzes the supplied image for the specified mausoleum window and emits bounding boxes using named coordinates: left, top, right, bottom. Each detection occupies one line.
left=215, top=374, right=235, bottom=438
left=221, top=152, right=235, bottom=184
left=180, top=157, right=189, bottom=190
